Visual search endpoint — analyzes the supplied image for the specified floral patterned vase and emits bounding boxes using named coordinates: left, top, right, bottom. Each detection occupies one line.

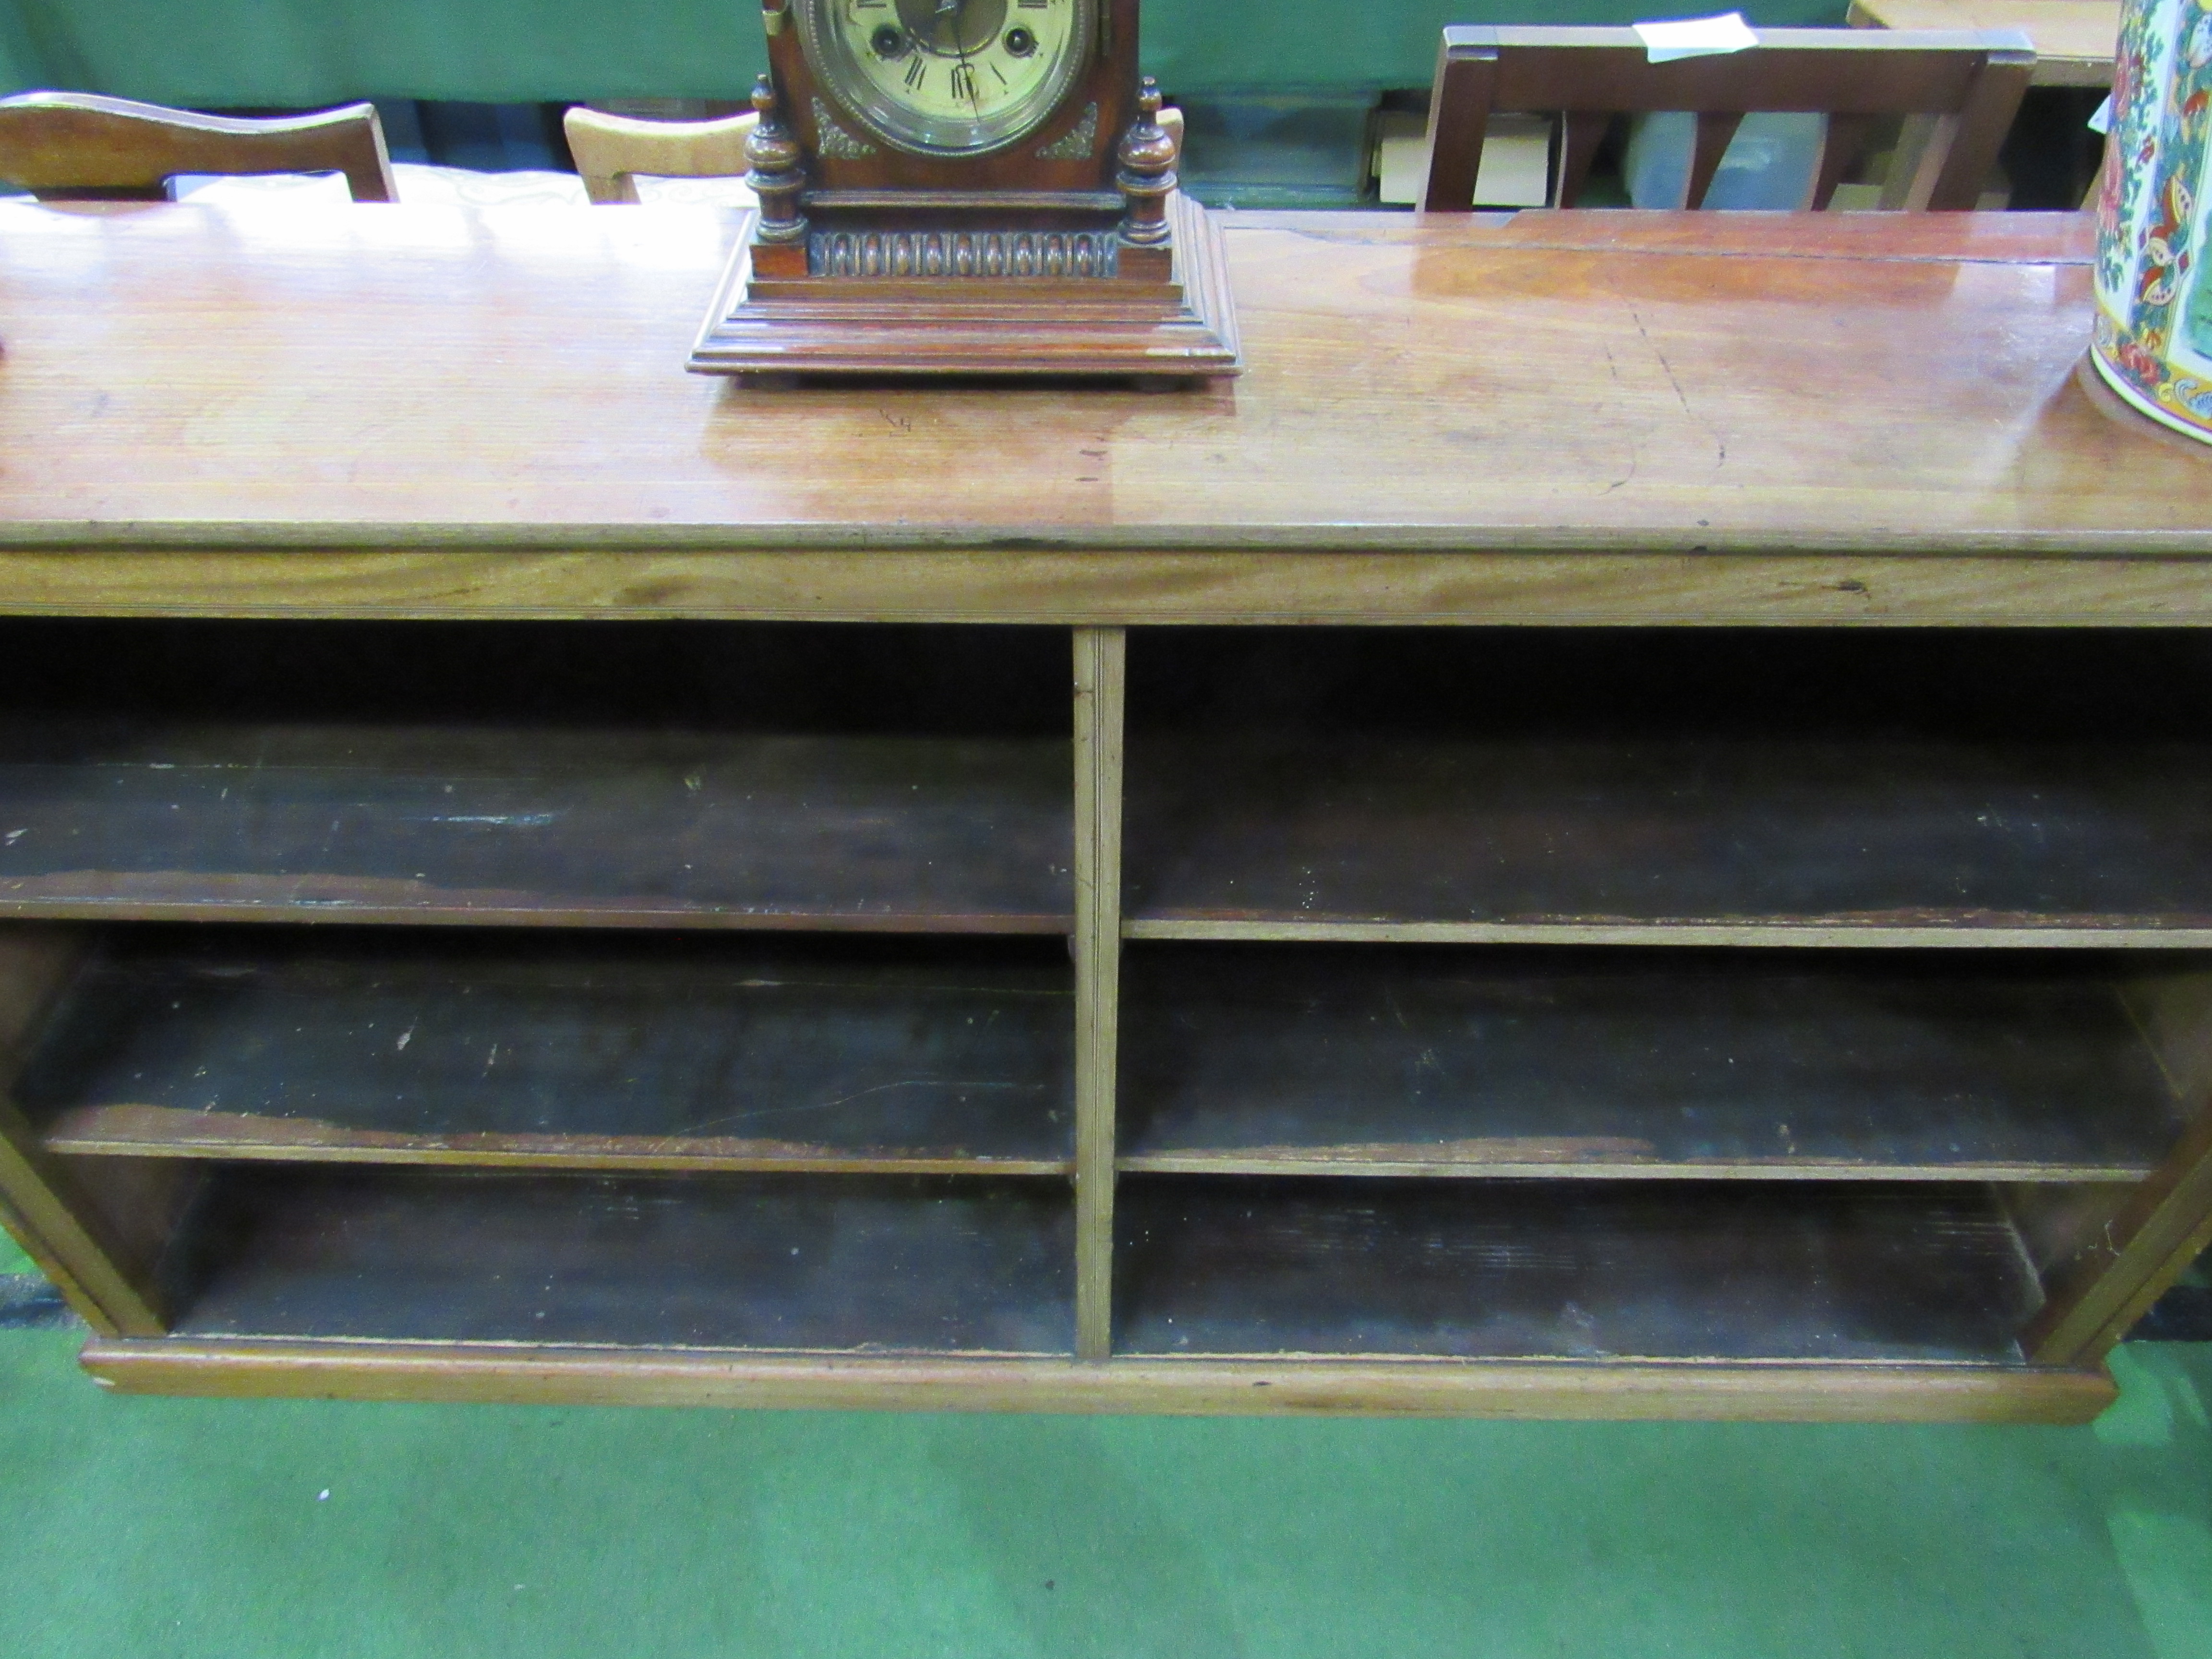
left=2093, top=0, right=2212, bottom=441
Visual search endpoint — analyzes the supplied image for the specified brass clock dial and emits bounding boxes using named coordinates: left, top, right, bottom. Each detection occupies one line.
left=798, top=0, right=1095, bottom=156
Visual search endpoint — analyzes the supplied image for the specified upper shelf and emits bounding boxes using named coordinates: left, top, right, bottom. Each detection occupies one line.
left=0, top=721, right=1070, bottom=931
left=1125, top=628, right=2212, bottom=945
left=0, top=618, right=1073, bottom=932
left=1124, top=733, right=2212, bottom=944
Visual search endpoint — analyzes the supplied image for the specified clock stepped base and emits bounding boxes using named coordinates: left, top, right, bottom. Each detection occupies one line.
left=689, top=193, right=1241, bottom=380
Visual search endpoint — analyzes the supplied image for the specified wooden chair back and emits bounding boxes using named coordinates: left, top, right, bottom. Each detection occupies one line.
left=562, top=108, right=760, bottom=204
left=561, top=105, right=1183, bottom=204
left=0, top=91, right=394, bottom=202
left=1420, top=25, right=2034, bottom=212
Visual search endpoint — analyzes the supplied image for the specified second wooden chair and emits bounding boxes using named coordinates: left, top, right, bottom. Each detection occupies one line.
left=562, top=107, right=760, bottom=204
left=1419, top=26, right=2034, bottom=213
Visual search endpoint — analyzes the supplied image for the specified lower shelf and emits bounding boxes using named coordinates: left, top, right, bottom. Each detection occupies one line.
left=163, top=1167, right=1077, bottom=1356
left=1115, top=1178, right=2044, bottom=1363
left=77, top=1340, right=2116, bottom=1424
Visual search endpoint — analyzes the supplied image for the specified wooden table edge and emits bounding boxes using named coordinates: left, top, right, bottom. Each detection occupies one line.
left=6, top=543, right=2212, bottom=626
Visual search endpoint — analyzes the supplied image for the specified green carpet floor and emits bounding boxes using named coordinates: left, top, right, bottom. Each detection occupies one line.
left=0, top=1302, right=2206, bottom=1659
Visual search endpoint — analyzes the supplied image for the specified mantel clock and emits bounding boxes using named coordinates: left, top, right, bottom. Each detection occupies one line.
left=687, top=0, right=1240, bottom=379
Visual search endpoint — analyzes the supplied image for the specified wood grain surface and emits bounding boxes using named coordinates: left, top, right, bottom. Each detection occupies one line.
left=24, top=930, right=1075, bottom=1173
left=80, top=1338, right=2118, bottom=1423
left=0, top=205, right=2203, bottom=582
left=1071, top=630, right=1126, bottom=1358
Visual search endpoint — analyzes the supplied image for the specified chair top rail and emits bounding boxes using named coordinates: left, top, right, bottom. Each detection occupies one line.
left=0, top=91, right=395, bottom=201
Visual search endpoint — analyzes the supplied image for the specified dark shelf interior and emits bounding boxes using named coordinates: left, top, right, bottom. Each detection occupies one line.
left=1124, top=629, right=2212, bottom=933
left=0, top=619, right=1071, bottom=931
left=1114, top=1176, right=2043, bottom=1362
left=1118, top=945, right=2189, bottom=1179
left=168, top=1167, right=1077, bottom=1354
left=24, top=928, right=1074, bottom=1171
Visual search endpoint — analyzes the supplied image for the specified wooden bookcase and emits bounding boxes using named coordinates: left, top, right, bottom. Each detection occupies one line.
left=1, top=617, right=2207, bottom=1422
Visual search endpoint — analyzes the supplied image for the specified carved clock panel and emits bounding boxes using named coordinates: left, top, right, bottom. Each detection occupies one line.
left=764, top=0, right=1139, bottom=192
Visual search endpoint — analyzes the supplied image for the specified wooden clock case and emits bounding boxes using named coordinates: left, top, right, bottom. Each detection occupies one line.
left=688, top=0, right=1240, bottom=380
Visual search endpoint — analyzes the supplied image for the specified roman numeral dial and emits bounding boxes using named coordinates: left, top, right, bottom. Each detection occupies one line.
left=800, top=0, right=1092, bottom=156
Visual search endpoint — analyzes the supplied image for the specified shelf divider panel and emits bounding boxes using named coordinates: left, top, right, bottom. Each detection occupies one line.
left=1073, top=628, right=1127, bottom=1361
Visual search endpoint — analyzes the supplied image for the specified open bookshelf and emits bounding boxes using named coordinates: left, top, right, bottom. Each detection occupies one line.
left=5, top=621, right=2211, bottom=1421
left=1117, top=946, right=2191, bottom=1181
left=22, top=928, right=1075, bottom=1172
left=170, top=1167, right=1075, bottom=1354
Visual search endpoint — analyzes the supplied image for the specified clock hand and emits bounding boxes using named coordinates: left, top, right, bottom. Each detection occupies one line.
left=942, top=0, right=984, bottom=120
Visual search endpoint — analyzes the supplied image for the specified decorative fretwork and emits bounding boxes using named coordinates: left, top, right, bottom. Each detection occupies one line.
left=808, top=228, right=1121, bottom=278
left=811, top=99, right=878, bottom=158
left=1036, top=102, right=1100, bottom=160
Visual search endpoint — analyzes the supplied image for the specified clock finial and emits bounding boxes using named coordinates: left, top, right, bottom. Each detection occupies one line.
left=745, top=73, right=807, bottom=244
left=1116, top=76, right=1177, bottom=249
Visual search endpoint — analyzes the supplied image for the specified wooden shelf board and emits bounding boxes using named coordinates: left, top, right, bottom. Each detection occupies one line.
left=0, top=722, right=1071, bottom=931
left=79, top=1339, right=2117, bottom=1423
left=1117, top=948, right=2185, bottom=1182
left=1125, top=736, right=2212, bottom=941
left=23, top=932, right=1075, bottom=1172
left=1115, top=1178, right=2043, bottom=1363
left=163, top=1167, right=1076, bottom=1354
left=1126, top=920, right=2212, bottom=949
left=1114, top=1155, right=2158, bottom=1180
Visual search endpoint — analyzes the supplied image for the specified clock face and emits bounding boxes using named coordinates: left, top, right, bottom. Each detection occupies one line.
left=798, top=0, right=1096, bottom=156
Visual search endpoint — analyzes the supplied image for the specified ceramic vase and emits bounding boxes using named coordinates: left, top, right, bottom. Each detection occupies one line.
left=2093, top=0, right=2212, bottom=441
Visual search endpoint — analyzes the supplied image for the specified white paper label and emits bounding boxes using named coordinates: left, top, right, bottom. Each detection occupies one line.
left=1632, top=12, right=1761, bottom=62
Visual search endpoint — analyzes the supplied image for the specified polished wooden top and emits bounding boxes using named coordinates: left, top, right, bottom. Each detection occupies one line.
left=0, top=201, right=2205, bottom=623
left=1849, top=0, right=2119, bottom=85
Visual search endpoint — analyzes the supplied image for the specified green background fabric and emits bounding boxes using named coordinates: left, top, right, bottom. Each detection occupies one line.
left=0, top=1, right=1845, bottom=105
left=1, top=1328, right=2209, bottom=1659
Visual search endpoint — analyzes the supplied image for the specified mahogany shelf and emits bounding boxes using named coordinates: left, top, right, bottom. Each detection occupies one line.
left=1122, top=733, right=2212, bottom=945
left=21, top=929, right=1075, bottom=1175
left=0, top=618, right=1074, bottom=934
left=1114, top=1176, right=2041, bottom=1363
left=1117, top=945, right=2189, bottom=1181
left=166, top=1166, right=1077, bottom=1354
left=1123, top=628, right=2212, bottom=948
left=0, top=721, right=1071, bottom=933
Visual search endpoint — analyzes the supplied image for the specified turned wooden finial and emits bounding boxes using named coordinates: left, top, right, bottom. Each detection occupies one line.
left=745, top=73, right=807, bottom=244
left=1117, top=76, right=1177, bottom=249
